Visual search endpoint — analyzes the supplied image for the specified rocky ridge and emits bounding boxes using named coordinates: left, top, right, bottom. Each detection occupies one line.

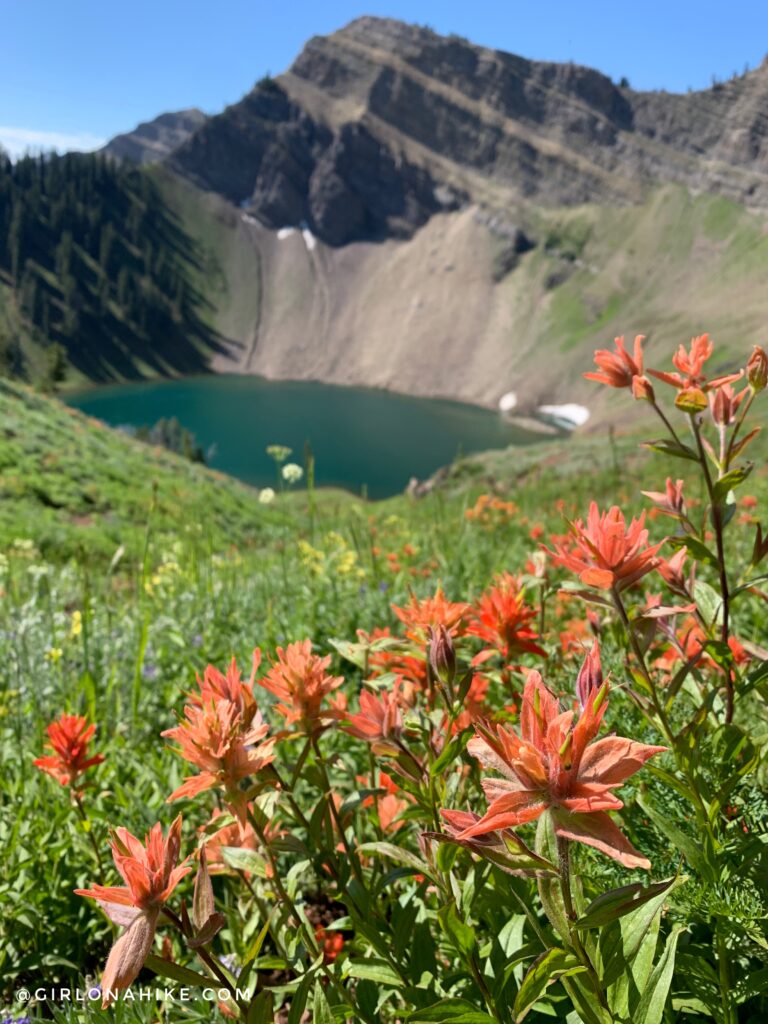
left=168, top=17, right=768, bottom=245
left=103, top=108, right=207, bottom=165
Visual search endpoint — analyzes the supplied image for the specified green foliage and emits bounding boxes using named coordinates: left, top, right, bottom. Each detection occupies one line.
left=1, top=340, right=768, bottom=1023
left=0, top=151, right=222, bottom=385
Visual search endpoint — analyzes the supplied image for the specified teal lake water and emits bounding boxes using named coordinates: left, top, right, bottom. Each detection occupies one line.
left=66, top=375, right=544, bottom=499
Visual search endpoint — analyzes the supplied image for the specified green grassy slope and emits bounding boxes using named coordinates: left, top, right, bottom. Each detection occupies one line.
left=0, top=378, right=280, bottom=560
left=464, top=185, right=768, bottom=421
left=4, top=371, right=766, bottom=569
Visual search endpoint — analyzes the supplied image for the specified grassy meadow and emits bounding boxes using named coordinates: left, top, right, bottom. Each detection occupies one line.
left=2, top=349, right=768, bottom=1023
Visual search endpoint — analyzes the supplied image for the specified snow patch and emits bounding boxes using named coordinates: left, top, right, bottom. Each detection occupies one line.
left=498, top=391, right=517, bottom=413
left=277, top=227, right=296, bottom=240
left=301, top=226, right=317, bottom=251
left=537, top=403, right=591, bottom=428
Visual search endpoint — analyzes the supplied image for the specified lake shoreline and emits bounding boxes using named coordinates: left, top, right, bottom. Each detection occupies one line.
left=62, top=369, right=581, bottom=437
left=64, top=374, right=568, bottom=499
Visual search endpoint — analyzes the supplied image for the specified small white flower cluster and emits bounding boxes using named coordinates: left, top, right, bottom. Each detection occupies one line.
left=281, top=463, right=304, bottom=485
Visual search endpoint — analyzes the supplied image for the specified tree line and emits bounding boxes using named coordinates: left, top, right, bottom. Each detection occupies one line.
left=0, top=150, right=220, bottom=386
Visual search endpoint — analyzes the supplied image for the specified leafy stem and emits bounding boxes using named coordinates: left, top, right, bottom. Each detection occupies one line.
left=689, top=414, right=733, bottom=722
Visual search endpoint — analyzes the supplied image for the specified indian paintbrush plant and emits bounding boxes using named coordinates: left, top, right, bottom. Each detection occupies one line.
left=14, top=332, right=768, bottom=1023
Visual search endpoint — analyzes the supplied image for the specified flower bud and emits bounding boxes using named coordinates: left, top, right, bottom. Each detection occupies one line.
left=746, top=345, right=768, bottom=392
left=709, top=383, right=746, bottom=426
left=575, top=640, right=602, bottom=709
left=428, top=625, right=456, bottom=687
left=675, top=385, right=707, bottom=413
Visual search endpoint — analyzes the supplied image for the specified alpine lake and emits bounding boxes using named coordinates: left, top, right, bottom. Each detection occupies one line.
left=66, top=375, right=551, bottom=499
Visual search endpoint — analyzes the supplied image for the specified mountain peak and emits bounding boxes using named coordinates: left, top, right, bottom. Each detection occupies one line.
left=163, top=17, right=768, bottom=245
left=103, top=108, right=207, bottom=165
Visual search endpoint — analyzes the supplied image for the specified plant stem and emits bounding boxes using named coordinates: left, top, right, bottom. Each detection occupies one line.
left=161, top=906, right=243, bottom=1007
left=72, top=792, right=106, bottom=881
left=612, top=587, right=718, bottom=838
left=311, top=736, right=367, bottom=887
left=651, top=398, right=685, bottom=448
left=725, top=389, right=755, bottom=466
left=556, top=837, right=610, bottom=1013
left=717, top=926, right=735, bottom=1024
left=689, top=415, right=733, bottom=722
left=246, top=810, right=320, bottom=958
left=611, top=588, right=675, bottom=746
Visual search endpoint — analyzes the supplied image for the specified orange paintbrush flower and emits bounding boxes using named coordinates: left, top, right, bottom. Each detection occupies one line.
left=392, top=586, right=471, bottom=644
left=34, top=713, right=105, bottom=789
left=364, top=627, right=428, bottom=704
left=647, top=333, right=742, bottom=393
left=75, top=816, right=191, bottom=1006
left=259, top=639, right=345, bottom=732
left=546, top=502, right=665, bottom=592
left=191, top=651, right=262, bottom=726
left=162, top=699, right=276, bottom=818
left=642, top=478, right=686, bottom=519
left=584, top=334, right=645, bottom=390
left=453, top=659, right=665, bottom=869
left=344, top=686, right=404, bottom=753
left=468, top=573, right=545, bottom=663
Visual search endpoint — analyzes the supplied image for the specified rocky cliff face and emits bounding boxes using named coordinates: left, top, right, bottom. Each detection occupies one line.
left=170, top=79, right=453, bottom=245
left=142, top=21, right=768, bottom=417
left=103, top=108, right=207, bottom=165
left=168, top=17, right=768, bottom=246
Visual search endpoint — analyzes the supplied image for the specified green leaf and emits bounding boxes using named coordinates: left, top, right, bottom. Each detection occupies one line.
left=437, top=904, right=476, bottom=958
left=328, top=635, right=401, bottom=669
left=357, top=841, right=432, bottom=876
left=143, top=954, right=213, bottom=989
left=605, top=912, right=660, bottom=1020
left=345, top=958, right=404, bottom=987
left=732, top=572, right=768, bottom=598
left=576, top=877, right=680, bottom=930
left=633, top=926, right=683, bottom=1024
left=667, top=534, right=719, bottom=569
left=693, top=579, right=724, bottom=628
left=246, top=991, right=275, bottom=1024
left=643, top=438, right=699, bottom=461
left=312, top=980, right=336, bottom=1024
left=430, top=731, right=470, bottom=777
left=735, top=965, right=768, bottom=1004
left=221, top=846, right=268, bottom=877
left=713, top=463, right=753, bottom=504
left=514, top=948, right=585, bottom=1021
left=701, top=638, right=733, bottom=670
left=243, top=917, right=272, bottom=965
left=561, top=975, right=614, bottom=1024
left=407, top=998, right=497, bottom=1022
left=598, top=874, right=678, bottom=989
left=287, top=973, right=313, bottom=1024
left=636, top=793, right=715, bottom=881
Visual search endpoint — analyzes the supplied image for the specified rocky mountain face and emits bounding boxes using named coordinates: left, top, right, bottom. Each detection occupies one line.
left=168, top=17, right=768, bottom=246
left=49, top=19, right=768, bottom=416
left=103, top=108, right=207, bottom=165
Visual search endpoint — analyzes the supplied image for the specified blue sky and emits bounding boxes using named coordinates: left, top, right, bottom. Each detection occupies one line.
left=3, top=0, right=768, bottom=157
